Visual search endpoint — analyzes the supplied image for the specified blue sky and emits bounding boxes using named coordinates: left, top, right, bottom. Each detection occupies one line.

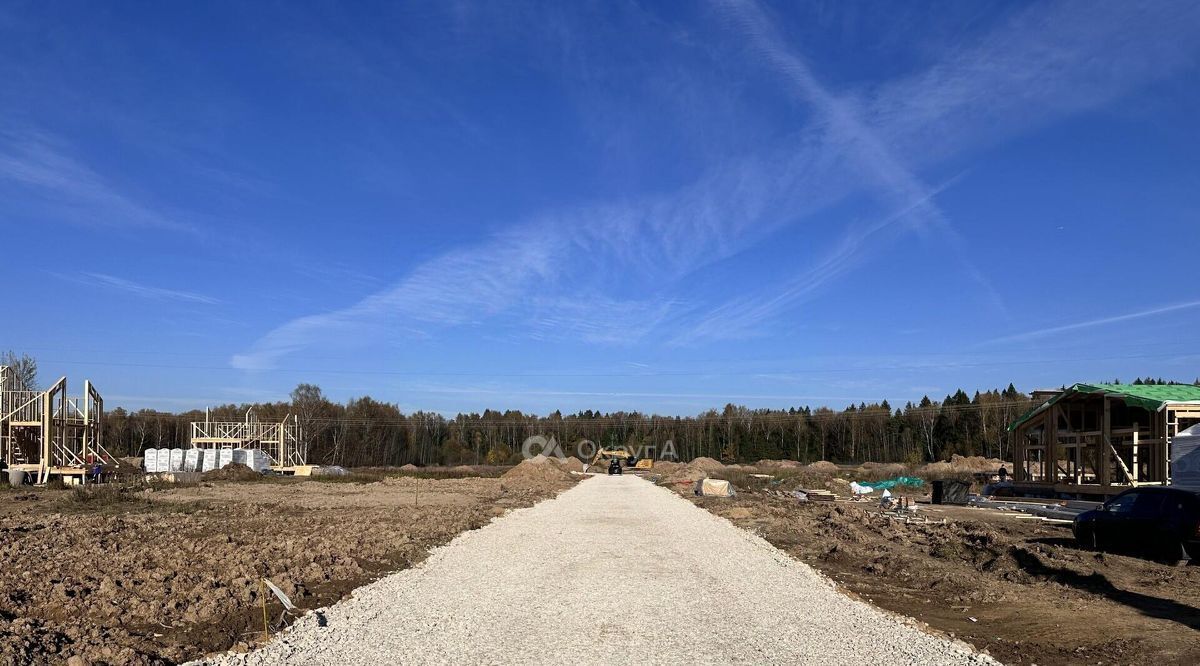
left=2, top=0, right=1199, bottom=415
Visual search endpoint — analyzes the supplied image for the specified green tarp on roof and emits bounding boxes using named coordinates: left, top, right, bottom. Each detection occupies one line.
left=1007, top=383, right=1200, bottom=432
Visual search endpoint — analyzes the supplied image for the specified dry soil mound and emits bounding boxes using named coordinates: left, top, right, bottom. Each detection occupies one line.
left=853, top=462, right=908, bottom=480
left=806, top=461, right=839, bottom=474
left=400, top=464, right=420, bottom=471
left=502, top=458, right=574, bottom=485
left=652, top=461, right=683, bottom=474
left=756, top=459, right=802, bottom=470
left=688, top=457, right=725, bottom=472
left=555, top=457, right=585, bottom=473
left=201, top=463, right=261, bottom=482
left=660, top=464, right=708, bottom=490
left=918, top=455, right=1009, bottom=479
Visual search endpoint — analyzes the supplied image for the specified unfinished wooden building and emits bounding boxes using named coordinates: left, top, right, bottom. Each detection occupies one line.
left=1008, top=383, right=1200, bottom=497
left=0, top=366, right=119, bottom=483
left=190, top=409, right=307, bottom=471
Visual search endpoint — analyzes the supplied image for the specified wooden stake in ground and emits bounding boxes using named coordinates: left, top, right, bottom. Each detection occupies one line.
left=260, top=578, right=270, bottom=642
left=414, top=476, right=419, bottom=507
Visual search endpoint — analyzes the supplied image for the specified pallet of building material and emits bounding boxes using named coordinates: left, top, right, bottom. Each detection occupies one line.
left=156, top=449, right=172, bottom=473
left=143, top=448, right=159, bottom=473
left=201, top=449, right=219, bottom=473
left=184, top=448, right=202, bottom=473
left=800, top=489, right=836, bottom=501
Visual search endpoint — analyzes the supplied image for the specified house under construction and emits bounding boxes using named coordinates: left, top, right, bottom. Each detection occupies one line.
left=1008, top=383, right=1200, bottom=497
left=0, top=366, right=119, bottom=483
left=190, top=409, right=307, bottom=471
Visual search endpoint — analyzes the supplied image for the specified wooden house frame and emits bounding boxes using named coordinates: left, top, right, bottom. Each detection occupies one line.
left=1008, top=383, right=1200, bottom=497
left=190, top=409, right=307, bottom=471
left=0, top=366, right=119, bottom=483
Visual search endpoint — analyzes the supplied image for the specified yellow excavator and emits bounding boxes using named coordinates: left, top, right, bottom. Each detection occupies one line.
left=590, top=448, right=653, bottom=473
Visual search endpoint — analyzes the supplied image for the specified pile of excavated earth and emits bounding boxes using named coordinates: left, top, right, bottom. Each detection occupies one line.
left=500, top=455, right=582, bottom=489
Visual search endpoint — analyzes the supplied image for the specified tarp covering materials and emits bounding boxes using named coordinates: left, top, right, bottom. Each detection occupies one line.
left=696, top=478, right=736, bottom=497
left=1172, top=424, right=1200, bottom=491
left=857, top=476, right=924, bottom=490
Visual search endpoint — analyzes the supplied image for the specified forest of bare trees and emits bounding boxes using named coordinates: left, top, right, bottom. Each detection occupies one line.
left=9, top=352, right=1197, bottom=468
left=98, top=383, right=1039, bottom=467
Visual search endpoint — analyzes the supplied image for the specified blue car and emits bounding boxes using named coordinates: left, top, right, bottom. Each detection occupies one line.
left=1073, top=487, right=1200, bottom=562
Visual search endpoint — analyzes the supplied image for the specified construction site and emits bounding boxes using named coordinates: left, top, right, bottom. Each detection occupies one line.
left=0, top=373, right=1197, bottom=665
left=1008, top=383, right=1200, bottom=497
left=0, top=366, right=118, bottom=484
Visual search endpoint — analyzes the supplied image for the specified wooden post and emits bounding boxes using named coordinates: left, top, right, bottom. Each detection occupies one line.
left=40, top=389, right=52, bottom=484
left=82, top=380, right=91, bottom=485
left=1164, top=409, right=1173, bottom=484
left=1100, top=397, right=1111, bottom=487
left=1131, top=424, right=1139, bottom=483
left=1046, top=405, right=1058, bottom=483
left=260, top=578, right=270, bottom=642
left=1014, top=425, right=1026, bottom=482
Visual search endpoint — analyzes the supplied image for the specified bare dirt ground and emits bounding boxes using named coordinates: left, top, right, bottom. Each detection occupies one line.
left=0, top=471, right=574, bottom=665
left=691, top=486, right=1200, bottom=666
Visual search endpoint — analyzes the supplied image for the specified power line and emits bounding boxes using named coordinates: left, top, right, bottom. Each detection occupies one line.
left=25, top=349, right=1200, bottom=379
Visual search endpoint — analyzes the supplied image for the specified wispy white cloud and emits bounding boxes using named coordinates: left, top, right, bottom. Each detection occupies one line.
left=985, top=300, right=1200, bottom=345
left=524, top=295, right=681, bottom=346
left=0, top=132, right=192, bottom=233
left=66, top=272, right=220, bottom=305
left=232, top=226, right=564, bottom=368
left=672, top=177, right=960, bottom=344
left=235, top=0, right=1200, bottom=367
left=674, top=0, right=1199, bottom=340
left=695, top=0, right=1003, bottom=331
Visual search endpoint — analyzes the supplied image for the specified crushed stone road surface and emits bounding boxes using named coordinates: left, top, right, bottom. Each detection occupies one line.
left=205, top=475, right=995, bottom=665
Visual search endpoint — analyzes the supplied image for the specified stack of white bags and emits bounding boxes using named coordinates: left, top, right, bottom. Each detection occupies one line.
left=144, top=448, right=271, bottom=473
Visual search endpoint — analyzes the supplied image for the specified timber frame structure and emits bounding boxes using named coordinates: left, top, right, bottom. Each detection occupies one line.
left=1008, top=383, right=1200, bottom=497
left=0, top=366, right=118, bottom=483
left=190, top=409, right=306, bottom=470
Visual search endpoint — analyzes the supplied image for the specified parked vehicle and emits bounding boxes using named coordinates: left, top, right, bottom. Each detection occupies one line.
left=1073, top=487, right=1200, bottom=562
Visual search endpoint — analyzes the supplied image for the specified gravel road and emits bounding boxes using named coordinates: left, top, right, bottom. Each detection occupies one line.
left=203, top=475, right=996, bottom=665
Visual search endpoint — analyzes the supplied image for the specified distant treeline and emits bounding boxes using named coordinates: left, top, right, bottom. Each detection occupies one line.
left=64, top=374, right=1200, bottom=467
left=7, top=348, right=1191, bottom=467
left=100, top=383, right=1047, bottom=467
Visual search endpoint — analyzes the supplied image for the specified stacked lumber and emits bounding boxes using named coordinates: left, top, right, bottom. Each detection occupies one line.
left=800, top=488, right=837, bottom=502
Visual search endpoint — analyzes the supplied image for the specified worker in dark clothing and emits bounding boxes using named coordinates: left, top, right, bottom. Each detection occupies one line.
left=998, top=466, right=1009, bottom=483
